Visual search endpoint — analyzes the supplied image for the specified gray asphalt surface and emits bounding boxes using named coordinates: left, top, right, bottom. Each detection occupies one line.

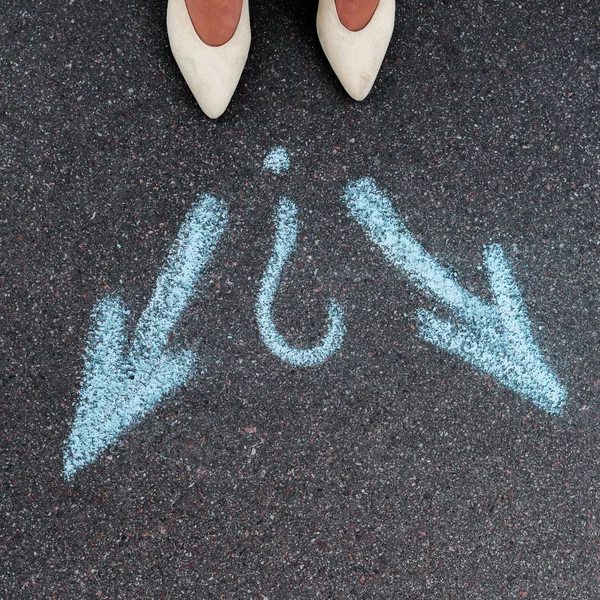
left=1, top=0, right=600, bottom=598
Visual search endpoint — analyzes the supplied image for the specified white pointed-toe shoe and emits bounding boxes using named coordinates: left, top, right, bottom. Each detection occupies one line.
left=167, top=0, right=250, bottom=118
left=317, top=0, right=395, bottom=101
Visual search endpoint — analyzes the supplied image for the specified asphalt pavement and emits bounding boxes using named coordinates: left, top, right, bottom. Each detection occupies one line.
left=1, top=0, right=600, bottom=598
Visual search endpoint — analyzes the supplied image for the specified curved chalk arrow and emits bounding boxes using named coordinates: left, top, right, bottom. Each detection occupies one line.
left=342, top=178, right=566, bottom=414
left=256, top=198, right=345, bottom=367
left=64, top=195, right=228, bottom=480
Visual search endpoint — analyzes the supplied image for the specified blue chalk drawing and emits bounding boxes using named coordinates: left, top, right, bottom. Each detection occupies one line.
left=64, top=195, right=228, bottom=480
left=342, top=178, right=566, bottom=414
left=263, top=147, right=290, bottom=174
left=256, top=198, right=345, bottom=367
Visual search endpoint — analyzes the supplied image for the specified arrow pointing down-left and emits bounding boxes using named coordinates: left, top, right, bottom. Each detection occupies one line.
left=64, top=195, right=228, bottom=480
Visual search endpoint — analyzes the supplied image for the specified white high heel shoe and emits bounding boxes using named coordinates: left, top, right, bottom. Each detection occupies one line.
left=317, top=0, right=395, bottom=101
left=167, top=0, right=250, bottom=118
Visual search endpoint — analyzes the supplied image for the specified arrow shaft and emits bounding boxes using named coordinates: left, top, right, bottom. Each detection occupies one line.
left=343, top=178, right=495, bottom=324
left=132, top=195, right=227, bottom=359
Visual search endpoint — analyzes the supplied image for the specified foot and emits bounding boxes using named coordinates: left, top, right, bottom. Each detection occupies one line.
left=185, top=0, right=244, bottom=46
left=335, top=0, right=380, bottom=31
left=167, top=0, right=251, bottom=117
left=317, top=0, right=395, bottom=100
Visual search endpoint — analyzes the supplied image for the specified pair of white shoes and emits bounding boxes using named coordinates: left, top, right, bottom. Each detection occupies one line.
left=167, top=0, right=395, bottom=118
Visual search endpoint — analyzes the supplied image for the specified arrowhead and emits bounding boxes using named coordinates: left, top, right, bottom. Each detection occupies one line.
left=64, top=296, right=197, bottom=480
left=414, top=244, right=566, bottom=414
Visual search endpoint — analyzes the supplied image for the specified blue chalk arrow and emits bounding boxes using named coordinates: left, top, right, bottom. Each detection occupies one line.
left=342, top=178, right=566, bottom=414
left=64, top=195, right=228, bottom=480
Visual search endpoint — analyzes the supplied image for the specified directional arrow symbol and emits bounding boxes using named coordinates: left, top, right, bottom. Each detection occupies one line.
left=64, top=195, right=228, bottom=480
left=342, top=178, right=566, bottom=414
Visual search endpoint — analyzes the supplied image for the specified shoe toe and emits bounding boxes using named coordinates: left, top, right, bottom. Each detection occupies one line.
left=325, top=50, right=382, bottom=101
left=183, top=55, right=247, bottom=119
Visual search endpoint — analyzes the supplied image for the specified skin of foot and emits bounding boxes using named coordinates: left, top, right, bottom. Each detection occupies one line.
left=185, top=0, right=243, bottom=47
left=335, top=0, right=380, bottom=31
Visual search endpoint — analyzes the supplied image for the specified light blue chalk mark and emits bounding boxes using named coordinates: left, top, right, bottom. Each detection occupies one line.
left=64, top=195, right=228, bottom=480
left=263, top=147, right=290, bottom=174
left=342, top=178, right=566, bottom=414
left=256, top=198, right=345, bottom=367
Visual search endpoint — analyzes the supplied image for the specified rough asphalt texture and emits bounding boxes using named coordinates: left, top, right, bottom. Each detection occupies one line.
left=1, top=0, right=599, bottom=598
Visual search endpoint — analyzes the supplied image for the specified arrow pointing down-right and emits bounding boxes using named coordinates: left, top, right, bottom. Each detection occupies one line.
left=342, top=177, right=566, bottom=414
